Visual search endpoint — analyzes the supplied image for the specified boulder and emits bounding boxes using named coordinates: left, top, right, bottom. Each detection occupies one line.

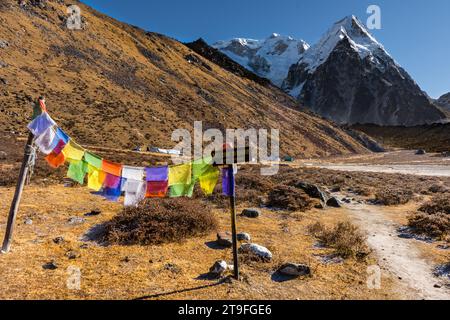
left=24, top=218, right=33, bottom=225
left=216, top=232, right=232, bottom=248
left=68, top=217, right=86, bottom=225
left=241, top=208, right=260, bottom=218
left=239, top=243, right=272, bottom=261
left=278, top=263, right=311, bottom=277
left=85, top=209, right=101, bottom=217
left=42, top=261, right=58, bottom=270
left=0, top=151, right=7, bottom=160
left=237, top=232, right=251, bottom=242
left=53, top=236, right=64, bottom=244
left=0, top=40, right=8, bottom=49
left=209, top=260, right=227, bottom=277
left=326, top=197, right=342, bottom=208
left=416, top=149, right=426, bottom=155
left=294, top=181, right=328, bottom=203
left=66, top=250, right=80, bottom=260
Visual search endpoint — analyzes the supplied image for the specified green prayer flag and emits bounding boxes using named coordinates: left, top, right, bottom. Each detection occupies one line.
left=192, top=157, right=213, bottom=179
left=67, top=160, right=88, bottom=184
left=84, top=152, right=102, bottom=169
left=169, top=183, right=195, bottom=198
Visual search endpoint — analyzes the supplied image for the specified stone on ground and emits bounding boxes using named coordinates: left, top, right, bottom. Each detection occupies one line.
left=241, top=208, right=261, bottom=218
left=216, top=232, right=233, bottom=247
left=278, top=263, right=311, bottom=277
left=209, top=260, right=228, bottom=277
left=239, top=243, right=272, bottom=261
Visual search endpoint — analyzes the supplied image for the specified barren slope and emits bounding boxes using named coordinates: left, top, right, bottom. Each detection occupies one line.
left=0, top=0, right=367, bottom=158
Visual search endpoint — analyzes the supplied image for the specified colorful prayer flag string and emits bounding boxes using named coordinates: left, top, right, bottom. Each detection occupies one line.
left=28, top=112, right=222, bottom=207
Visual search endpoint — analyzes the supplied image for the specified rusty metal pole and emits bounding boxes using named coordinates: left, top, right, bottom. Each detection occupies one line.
left=1, top=97, right=43, bottom=253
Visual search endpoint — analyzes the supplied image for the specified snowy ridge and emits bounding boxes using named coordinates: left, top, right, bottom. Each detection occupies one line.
left=213, top=33, right=309, bottom=87
left=298, top=15, right=391, bottom=73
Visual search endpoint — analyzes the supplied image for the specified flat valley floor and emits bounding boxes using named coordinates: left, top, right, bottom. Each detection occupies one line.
left=0, top=151, right=449, bottom=300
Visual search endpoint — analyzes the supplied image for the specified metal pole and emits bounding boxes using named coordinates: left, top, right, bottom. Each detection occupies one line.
left=228, top=164, right=239, bottom=280
left=1, top=97, right=42, bottom=253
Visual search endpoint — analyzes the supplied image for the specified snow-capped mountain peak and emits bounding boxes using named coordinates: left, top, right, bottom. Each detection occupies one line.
left=299, top=15, right=389, bottom=74
left=212, top=34, right=309, bottom=87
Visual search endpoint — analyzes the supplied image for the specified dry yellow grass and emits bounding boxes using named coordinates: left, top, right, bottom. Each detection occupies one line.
left=0, top=184, right=397, bottom=300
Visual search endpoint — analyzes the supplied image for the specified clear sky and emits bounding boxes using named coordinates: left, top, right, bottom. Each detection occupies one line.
left=81, top=0, right=449, bottom=98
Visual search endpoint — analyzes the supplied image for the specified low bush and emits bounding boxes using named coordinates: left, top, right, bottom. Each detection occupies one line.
left=418, top=195, right=450, bottom=215
left=308, top=221, right=370, bottom=259
left=408, top=213, right=450, bottom=240
left=103, top=198, right=218, bottom=245
left=408, top=195, right=450, bottom=240
left=374, top=189, right=414, bottom=206
left=267, top=185, right=316, bottom=212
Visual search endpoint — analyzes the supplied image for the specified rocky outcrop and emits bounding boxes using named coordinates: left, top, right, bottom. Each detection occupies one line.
left=341, top=127, right=385, bottom=152
left=436, top=93, right=450, bottom=111
left=185, top=38, right=271, bottom=87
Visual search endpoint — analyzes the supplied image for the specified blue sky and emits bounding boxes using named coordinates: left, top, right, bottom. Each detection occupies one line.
left=82, top=0, right=449, bottom=98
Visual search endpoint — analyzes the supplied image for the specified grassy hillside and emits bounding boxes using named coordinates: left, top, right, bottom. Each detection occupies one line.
left=0, top=0, right=367, bottom=158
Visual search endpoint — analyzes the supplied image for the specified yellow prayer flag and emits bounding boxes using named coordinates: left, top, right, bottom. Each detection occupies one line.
left=62, top=140, right=85, bottom=161
left=198, top=166, right=219, bottom=195
left=168, top=163, right=192, bottom=186
left=87, top=165, right=106, bottom=191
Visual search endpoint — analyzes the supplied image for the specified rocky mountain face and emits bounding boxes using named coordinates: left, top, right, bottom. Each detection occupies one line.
left=282, top=16, right=446, bottom=126
left=216, top=16, right=446, bottom=127
left=185, top=38, right=272, bottom=87
left=213, top=34, right=309, bottom=87
left=0, top=0, right=369, bottom=158
left=436, top=93, right=450, bottom=111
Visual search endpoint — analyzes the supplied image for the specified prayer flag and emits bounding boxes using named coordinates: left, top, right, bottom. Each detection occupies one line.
left=122, top=166, right=145, bottom=181
left=67, top=160, right=88, bottom=184
left=145, top=166, right=168, bottom=182
left=102, top=160, right=122, bottom=177
left=198, top=166, right=220, bottom=195
left=103, top=173, right=122, bottom=189
left=169, top=183, right=195, bottom=198
left=123, top=179, right=146, bottom=207
left=62, top=140, right=85, bottom=161
left=87, top=165, right=105, bottom=191
left=146, top=180, right=169, bottom=198
left=35, top=127, right=56, bottom=155
left=101, top=177, right=124, bottom=202
left=222, top=168, right=233, bottom=197
left=45, top=151, right=65, bottom=168
left=27, top=112, right=56, bottom=137
left=168, top=163, right=191, bottom=186
left=84, top=152, right=102, bottom=169
left=52, top=139, right=67, bottom=155
left=55, top=127, right=70, bottom=144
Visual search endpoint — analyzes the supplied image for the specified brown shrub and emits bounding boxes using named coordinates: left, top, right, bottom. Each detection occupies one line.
left=374, top=189, right=414, bottom=206
left=408, top=195, right=450, bottom=240
left=308, top=221, right=370, bottom=259
left=408, top=213, right=450, bottom=240
left=418, top=195, right=450, bottom=215
left=103, top=198, right=218, bottom=245
left=267, top=185, right=315, bottom=212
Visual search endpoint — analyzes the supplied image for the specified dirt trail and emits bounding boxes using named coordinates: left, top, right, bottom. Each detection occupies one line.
left=310, top=164, right=450, bottom=177
left=342, top=200, right=450, bottom=300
